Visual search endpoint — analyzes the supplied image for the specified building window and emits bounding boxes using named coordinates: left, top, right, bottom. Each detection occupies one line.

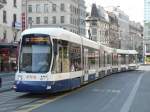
left=3, top=10, right=7, bottom=23
left=44, top=4, right=49, bottom=13
left=28, top=17, right=32, bottom=24
left=36, top=17, right=40, bottom=24
left=13, top=14, right=16, bottom=22
left=44, top=17, right=48, bottom=24
left=12, top=14, right=17, bottom=27
left=36, top=4, right=41, bottom=13
left=2, top=30, right=7, bottom=41
left=13, top=0, right=16, bottom=7
left=60, top=3, right=65, bottom=11
left=28, top=5, right=32, bottom=13
left=52, top=16, right=56, bottom=24
left=52, top=4, right=56, bottom=12
left=92, top=28, right=97, bottom=35
left=60, top=16, right=65, bottom=24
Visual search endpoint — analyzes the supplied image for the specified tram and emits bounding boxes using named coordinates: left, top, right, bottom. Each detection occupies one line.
left=13, top=28, right=138, bottom=93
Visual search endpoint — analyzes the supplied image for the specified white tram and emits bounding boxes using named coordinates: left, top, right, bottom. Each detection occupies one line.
left=13, top=28, right=138, bottom=93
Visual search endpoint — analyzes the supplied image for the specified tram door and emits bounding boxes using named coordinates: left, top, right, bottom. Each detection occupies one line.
left=83, top=48, right=89, bottom=82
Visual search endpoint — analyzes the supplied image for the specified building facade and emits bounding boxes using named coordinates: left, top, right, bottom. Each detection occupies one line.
left=129, top=21, right=143, bottom=62
left=0, top=0, right=21, bottom=42
left=86, top=4, right=110, bottom=46
left=23, top=0, right=86, bottom=36
left=105, top=7, right=131, bottom=50
left=107, top=11, right=120, bottom=48
left=0, top=0, right=22, bottom=72
left=144, top=0, right=150, bottom=64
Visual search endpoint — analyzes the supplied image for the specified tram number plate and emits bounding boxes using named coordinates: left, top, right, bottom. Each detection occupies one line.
left=26, top=75, right=37, bottom=80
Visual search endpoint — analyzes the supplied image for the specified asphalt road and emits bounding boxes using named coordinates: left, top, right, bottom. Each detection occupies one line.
left=31, top=66, right=150, bottom=112
left=0, top=73, right=15, bottom=92
left=1, top=66, right=150, bottom=112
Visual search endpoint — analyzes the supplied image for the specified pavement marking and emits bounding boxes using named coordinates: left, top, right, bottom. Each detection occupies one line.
left=16, top=85, right=90, bottom=112
left=92, top=88, right=121, bottom=93
left=120, top=72, right=145, bottom=112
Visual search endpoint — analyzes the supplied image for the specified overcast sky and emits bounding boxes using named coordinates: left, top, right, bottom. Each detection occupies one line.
left=86, top=0, right=144, bottom=24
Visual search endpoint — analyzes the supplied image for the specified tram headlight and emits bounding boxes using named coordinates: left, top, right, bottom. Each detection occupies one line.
left=13, top=85, right=17, bottom=89
left=17, top=75, right=22, bottom=81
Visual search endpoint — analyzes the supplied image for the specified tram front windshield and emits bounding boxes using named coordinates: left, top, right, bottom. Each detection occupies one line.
left=19, top=34, right=52, bottom=73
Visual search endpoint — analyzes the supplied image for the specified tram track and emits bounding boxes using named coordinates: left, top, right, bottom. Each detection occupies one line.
left=0, top=88, right=71, bottom=112
left=0, top=70, right=143, bottom=112
left=0, top=90, right=42, bottom=112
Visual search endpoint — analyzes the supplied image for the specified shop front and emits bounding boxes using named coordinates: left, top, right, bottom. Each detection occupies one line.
left=0, top=43, right=18, bottom=72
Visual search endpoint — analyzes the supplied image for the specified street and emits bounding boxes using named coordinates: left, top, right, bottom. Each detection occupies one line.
left=0, top=65, right=150, bottom=112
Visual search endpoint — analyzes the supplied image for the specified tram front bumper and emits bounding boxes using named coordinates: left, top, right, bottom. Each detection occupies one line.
left=13, top=81, right=52, bottom=93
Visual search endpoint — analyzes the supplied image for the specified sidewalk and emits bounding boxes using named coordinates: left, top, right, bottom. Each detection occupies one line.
left=0, top=72, right=15, bottom=92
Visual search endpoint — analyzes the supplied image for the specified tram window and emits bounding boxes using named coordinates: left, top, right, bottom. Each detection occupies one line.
left=129, top=54, right=136, bottom=64
left=126, top=55, right=129, bottom=64
left=100, top=51, right=105, bottom=67
left=69, top=43, right=81, bottom=72
left=112, top=54, right=114, bottom=65
left=112, top=54, right=118, bottom=65
left=19, top=34, right=52, bottom=73
left=107, top=54, right=111, bottom=65
left=121, top=54, right=126, bottom=64
left=52, top=40, right=69, bottom=73
left=95, top=50, right=99, bottom=68
left=99, top=51, right=101, bottom=67
left=116, top=55, right=118, bottom=65
left=88, top=48, right=96, bottom=69
left=104, top=51, right=106, bottom=67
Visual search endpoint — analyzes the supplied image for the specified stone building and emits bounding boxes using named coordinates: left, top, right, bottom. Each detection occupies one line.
left=144, top=0, right=150, bottom=64
left=86, top=4, right=110, bottom=46
left=0, top=0, right=22, bottom=72
left=22, top=0, right=86, bottom=36
left=107, top=11, right=120, bottom=48
left=129, top=21, right=143, bottom=62
left=0, top=0, right=21, bottom=42
left=105, top=6, right=130, bottom=50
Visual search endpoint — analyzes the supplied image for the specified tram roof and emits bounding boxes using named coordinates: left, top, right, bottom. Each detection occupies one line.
left=21, top=28, right=138, bottom=54
left=117, top=49, right=138, bottom=54
left=21, top=28, right=99, bottom=49
left=100, top=44, right=114, bottom=53
left=21, top=28, right=82, bottom=44
left=128, top=50, right=138, bottom=54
